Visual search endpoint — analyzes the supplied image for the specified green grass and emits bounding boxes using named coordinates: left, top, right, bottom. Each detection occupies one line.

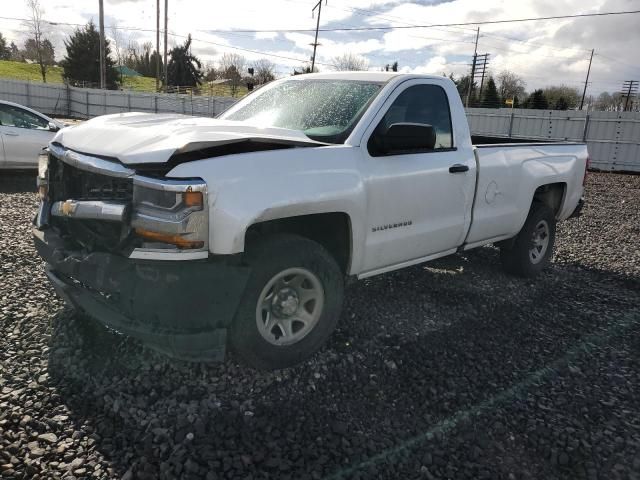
left=0, top=60, right=64, bottom=83
left=0, top=60, right=246, bottom=98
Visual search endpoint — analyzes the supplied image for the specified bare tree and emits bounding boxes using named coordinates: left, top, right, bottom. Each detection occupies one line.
left=219, top=53, right=246, bottom=76
left=219, top=53, right=246, bottom=97
left=594, top=91, right=625, bottom=111
left=124, top=40, right=140, bottom=69
left=542, top=85, right=581, bottom=110
left=496, top=70, right=526, bottom=103
left=204, top=61, right=219, bottom=82
left=23, top=0, right=51, bottom=82
left=110, top=24, right=125, bottom=84
left=331, top=52, right=368, bottom=71
left=251, top=58, right=276, bottom=85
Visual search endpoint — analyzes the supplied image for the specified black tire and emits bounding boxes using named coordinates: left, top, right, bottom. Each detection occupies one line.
left=230, top=234, right=344, bottom=370
left=500, top=202, right=556, bottom=278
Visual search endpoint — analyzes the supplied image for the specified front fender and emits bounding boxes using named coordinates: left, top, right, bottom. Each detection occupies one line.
left=166, top=146, right=367, bottom=268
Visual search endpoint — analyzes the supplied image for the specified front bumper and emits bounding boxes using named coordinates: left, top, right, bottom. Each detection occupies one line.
left=34, top=228, right=250, bottom=362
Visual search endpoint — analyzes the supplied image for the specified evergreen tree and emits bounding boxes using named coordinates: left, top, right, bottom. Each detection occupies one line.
left=9, top=42, right=21, bottom=61
left=0, top=33, right=10, bottom=60
left=453, top=75, right=477, bottom=105
left=149, top=50, right=163, bottom=78
left=61, top=22, right=118, bottom=88
left=481, top=77, right=501, bottom=108
left=166, top=35, right=203, bottom=92
left=554, top=97, right=569, bottom=110
left=525, top=89, right=549, bottom=109
left=513, top=95, right=520, bottom=108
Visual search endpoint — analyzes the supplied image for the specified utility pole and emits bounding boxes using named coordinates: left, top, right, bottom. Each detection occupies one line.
left=163, top=0, right=168, bottom=92
left=156, top=0, right=160, bottom=92
left=98, top=0, right=106, bottom=89
left=621, top=80, right=639, bottom=111
left=465, top=27, right=480, bottom=108
left=579, top=49, right=594, bottom=110
left=310, top=0, right=326, bottom=73
left=475, top=53, right=490, bottom=101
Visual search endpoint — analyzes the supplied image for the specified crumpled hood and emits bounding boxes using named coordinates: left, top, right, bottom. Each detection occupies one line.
left=52, top=112, right=326, bottom=165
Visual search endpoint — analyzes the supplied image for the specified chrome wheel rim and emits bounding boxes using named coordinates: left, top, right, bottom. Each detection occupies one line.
left=256, top=268, right=324, bottom=346
left=529, top=220, right=550, bottom=264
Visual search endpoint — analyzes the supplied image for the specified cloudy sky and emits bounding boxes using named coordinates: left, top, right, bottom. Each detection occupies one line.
left=1, top=0, right=639, bottom=95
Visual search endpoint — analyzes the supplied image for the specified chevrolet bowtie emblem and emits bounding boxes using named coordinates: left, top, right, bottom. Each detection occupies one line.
left=61, top=200, right=77, bottom=216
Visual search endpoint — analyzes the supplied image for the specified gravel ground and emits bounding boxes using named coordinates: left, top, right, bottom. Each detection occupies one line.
left=1, top=171, right=639, bottom=480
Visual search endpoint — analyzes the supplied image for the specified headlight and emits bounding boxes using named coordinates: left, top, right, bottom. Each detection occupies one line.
left=130, top=176, right=208, bottom=254
left=37, top=151, right=49, bottom=200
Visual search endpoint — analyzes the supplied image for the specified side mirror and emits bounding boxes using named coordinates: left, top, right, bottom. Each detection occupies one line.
left=48, top=122, right=60, bottom=132
left=381, top=122, right=436, bottom=154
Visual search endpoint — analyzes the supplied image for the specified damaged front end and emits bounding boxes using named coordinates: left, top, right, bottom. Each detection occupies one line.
left=34, top=144, right=249, bottom=361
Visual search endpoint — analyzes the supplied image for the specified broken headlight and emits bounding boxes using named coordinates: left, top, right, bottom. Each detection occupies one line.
left=130, top=176, right=209, bottom=257
left=37, top=151, right=49, bottom=200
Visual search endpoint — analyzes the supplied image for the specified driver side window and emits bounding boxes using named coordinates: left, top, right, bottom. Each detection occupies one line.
left=368, top=84, right=453, bottom=156
left=0, top=105, right=49, bottom=130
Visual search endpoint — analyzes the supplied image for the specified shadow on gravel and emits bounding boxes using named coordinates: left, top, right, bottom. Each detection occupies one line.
left=0, top=171, right=36, bottom=194
left=45, top=250, right=640, bottom=480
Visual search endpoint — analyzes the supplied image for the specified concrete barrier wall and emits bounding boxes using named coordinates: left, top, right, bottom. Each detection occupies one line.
left=466, top=108, right=640, bottom=172
left=0, top=78, right=237, bottom=120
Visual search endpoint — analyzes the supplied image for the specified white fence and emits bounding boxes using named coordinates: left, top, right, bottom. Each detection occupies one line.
left=466, top=108, right=640, bottom=172
left=1, top=78, right=638, bottom=172
left=0, top=78, right=237, bottom=120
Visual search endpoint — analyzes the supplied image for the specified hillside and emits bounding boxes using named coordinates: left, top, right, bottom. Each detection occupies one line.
left=0, top=60, right=245, bottom=97
left=0, top=61, right=64, bottom=83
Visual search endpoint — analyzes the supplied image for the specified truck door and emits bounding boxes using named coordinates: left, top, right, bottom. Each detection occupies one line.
left=360, top=80, right=476, bottom=273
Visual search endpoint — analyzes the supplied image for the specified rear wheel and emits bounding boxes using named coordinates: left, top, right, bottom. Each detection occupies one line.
left=500, top=202, right=556, bottom=278
left=230, top=234, right=344, bottom=370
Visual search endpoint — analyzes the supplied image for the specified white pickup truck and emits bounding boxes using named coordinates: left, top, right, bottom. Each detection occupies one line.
left=34, top=72, right=588, bottom=369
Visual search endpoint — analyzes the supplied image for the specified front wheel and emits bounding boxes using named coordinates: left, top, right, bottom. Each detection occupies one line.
left=229, top=234, right=344, bottom=370
left=500, top=203, right=556, bottom=278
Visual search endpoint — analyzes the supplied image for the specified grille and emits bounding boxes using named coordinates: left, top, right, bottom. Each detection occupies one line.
left=49, top=153, right=133, bottom=202
left=47, top=150, right=135, bottom=253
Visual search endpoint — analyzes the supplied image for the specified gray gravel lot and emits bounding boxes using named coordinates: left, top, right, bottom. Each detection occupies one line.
left=1, top=171, right=639, bottom=480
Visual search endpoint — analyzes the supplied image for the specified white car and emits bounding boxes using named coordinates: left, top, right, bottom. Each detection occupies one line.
left=0, top=100, right=64, bottom=169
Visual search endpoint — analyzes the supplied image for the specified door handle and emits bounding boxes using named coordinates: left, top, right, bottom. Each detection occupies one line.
left=449, top=164, right=469, bottom=173
left=3, top=132, right=19, bottom=136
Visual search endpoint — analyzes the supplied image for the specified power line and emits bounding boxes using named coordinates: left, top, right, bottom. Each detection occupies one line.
left=4, top=9, right=633, bottom=35
left=310, top=0, right=324, bottom=72
left=315, top=1, right=589, bottom=54
left=478, top=31, right=592, bottom=53
left=1, top=10, right=638, bottom=77
left=0, top=15, right=330, bottom=66
left=596, top=53, right=640, bottom=73
left=168, top=31, right=334, bottom=66
left=182, top=9, right=640, bottom=33
left=621, top=80, right=639, bottom=111
left=580, top=49, right=594, bottom=110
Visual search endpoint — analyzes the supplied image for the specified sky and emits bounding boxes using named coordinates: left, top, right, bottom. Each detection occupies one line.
left=1, top=0, right=639, bottom=96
